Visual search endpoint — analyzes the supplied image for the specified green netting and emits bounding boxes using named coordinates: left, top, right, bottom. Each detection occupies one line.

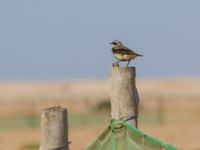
left=86, top=120, right=179, bottom=150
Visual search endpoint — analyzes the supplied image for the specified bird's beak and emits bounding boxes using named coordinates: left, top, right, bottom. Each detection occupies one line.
left=110, top=42, right=113, bottom=44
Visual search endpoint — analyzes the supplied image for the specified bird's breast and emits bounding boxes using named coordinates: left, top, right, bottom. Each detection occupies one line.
left=113, top=53, right=136, bottom=61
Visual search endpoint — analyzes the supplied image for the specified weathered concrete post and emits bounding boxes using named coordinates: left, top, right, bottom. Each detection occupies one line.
left=109, top=64, right=139, bottom=127
left=39, top=106, right=69, bottom=150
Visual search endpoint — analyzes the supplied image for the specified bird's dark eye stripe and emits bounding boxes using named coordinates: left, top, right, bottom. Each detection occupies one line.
left=112, top=42, right=117, bottom=45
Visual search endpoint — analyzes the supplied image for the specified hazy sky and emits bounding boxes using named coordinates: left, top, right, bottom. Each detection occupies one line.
left=0, top=1, right=200, bottom=80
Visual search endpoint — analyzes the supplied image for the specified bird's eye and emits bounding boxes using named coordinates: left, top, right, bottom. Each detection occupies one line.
left=112, top=42, right=117, bottom=45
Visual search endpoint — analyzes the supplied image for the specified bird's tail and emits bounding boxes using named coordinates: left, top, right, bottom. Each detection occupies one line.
left=136, top=53, right=143, bottom=57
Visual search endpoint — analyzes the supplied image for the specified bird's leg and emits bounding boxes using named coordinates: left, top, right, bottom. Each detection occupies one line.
left=126, top=60, right=130, bottom=67
left=116, top=60, right=120, bottom=64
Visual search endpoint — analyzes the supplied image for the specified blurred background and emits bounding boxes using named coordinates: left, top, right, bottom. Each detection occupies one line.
left=0, top=1, right=200, bottom=150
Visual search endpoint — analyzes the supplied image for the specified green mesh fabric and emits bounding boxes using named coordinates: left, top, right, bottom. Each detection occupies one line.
left=86, top=120, right=179, bottom=150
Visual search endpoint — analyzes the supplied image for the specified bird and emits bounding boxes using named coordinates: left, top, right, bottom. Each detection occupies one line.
left=110, top=40, right=143, bottom=66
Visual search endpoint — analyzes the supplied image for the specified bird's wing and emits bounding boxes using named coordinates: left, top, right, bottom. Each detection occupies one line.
left=113, top=47, right=136, bottom=55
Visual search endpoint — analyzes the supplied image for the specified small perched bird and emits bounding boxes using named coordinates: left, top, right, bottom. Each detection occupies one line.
left=110, top=40, right=143, bottom=66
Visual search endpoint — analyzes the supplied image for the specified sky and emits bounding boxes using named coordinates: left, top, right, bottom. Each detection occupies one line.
left=0, top=1, right=200, bottom=80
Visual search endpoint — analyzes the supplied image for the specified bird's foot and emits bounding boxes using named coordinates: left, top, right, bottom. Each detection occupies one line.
left=112, top=62, right=120, bottom=67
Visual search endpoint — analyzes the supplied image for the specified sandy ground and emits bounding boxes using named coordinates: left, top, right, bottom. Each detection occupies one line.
left=0, top=79, right=200, bottom=150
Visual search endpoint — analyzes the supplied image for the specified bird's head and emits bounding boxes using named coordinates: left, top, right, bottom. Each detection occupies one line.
left=110, top=40, right=123, bottom=48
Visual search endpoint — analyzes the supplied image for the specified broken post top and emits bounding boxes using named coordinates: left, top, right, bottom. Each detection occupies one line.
left=42, top=106, right=66, bottom=113
left=111, top=63, right=136, bottom=78
left=112, top=62, right=135, bottom=68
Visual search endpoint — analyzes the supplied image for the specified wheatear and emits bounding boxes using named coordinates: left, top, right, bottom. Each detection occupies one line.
left=110, top=40, right=143, bottom=66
